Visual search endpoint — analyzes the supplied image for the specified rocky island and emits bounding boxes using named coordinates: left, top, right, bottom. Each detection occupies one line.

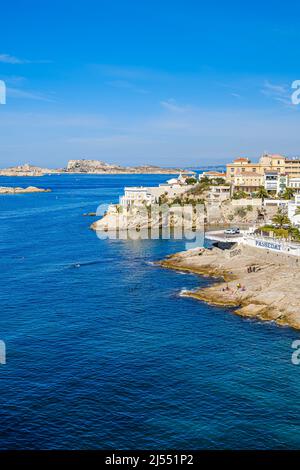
left=161, top=244, right=300, bottom=330
left=0, top=164, right=59, bottom=177
left=66, top=159, right=187, bottom=174
left=0, top=186, right=51, bottom=194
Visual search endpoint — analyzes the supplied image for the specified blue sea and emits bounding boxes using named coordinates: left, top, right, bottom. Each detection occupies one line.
left=1, top=174, right=300, bottom=450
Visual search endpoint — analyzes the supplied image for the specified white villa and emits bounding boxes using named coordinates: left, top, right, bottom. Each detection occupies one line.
left=119, top=174, right=194, bottom=208
left=200, top=171, right=226, bottom=180
left=119, top=187, right=157, bottom=207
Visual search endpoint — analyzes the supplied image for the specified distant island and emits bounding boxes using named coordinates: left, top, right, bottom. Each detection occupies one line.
left=0, top=160, right=191, bottom=177
left=0, top=186, right=51, bottom=194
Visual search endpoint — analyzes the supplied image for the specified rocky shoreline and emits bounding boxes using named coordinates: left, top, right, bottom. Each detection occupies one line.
left=160, top=244, right=300, bottom=330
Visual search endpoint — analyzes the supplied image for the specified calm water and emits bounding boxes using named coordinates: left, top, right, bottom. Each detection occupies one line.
left=0, top=174, right=300, bottom=450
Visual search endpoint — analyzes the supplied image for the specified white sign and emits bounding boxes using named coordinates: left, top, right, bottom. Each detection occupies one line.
left=255, top=239, right=282, bottom=251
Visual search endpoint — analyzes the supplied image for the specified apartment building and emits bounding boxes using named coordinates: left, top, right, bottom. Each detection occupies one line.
left=226, top=157, right=261, bottom=182
left=227, top=154, right=300, bottom=192
left=233, top=172, right=264, bottom=193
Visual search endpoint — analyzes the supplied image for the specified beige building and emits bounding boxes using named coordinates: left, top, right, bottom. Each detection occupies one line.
left=233, top=173, right=264, bottom=193
left=226, top=154, right=300, bottom=192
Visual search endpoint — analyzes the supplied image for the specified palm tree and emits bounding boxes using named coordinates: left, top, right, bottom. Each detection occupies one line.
left=288, top=226, right=300, bottom=241
left=256, top=186, right=269, bottom=200
left=282, top=188, right=294, bottom=200
left=272, top=208, right=291, bottom=228
left=295, top=206, right=300, bottom=216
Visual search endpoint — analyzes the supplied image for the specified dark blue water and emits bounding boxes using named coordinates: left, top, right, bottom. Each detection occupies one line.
left=1, top=174, right=300, bottom=450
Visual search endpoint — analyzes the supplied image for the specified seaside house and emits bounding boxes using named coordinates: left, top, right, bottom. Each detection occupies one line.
left=119, top=176, right=194, bottom=208
left=119, top=187, right=157, bottom=207
left=200, top=171, right=226, bottom=180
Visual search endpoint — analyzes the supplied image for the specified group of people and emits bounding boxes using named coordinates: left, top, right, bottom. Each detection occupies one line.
left=221, top=283, right=246, bottom=293
left=247, top=265, right=256, bottom=273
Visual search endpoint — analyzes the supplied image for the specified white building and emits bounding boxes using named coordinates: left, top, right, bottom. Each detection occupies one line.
left=288, top=178, right=300, bottom=193
left=206, top=185, right=231, bottom=203
left=165, top=173, right=191, bottom=186
left=119, top=183, right=194, bottom=208
left=264, top=171, right=278, bottom=192
left=200, top=171, right=226, bottom=181
left=263, top=172, right=289, bottom=195
left=119, top=187, right=158, bottom=207
left=288, top=194, right=300, bottom=227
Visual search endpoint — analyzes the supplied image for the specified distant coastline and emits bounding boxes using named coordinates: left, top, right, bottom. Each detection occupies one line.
left=0, top=186, right=51, bottom=194
left=0, top=160, right=192, bottom=177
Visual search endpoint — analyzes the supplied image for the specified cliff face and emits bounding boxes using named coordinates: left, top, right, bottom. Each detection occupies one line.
left=91, top=204, right=205, bottom=231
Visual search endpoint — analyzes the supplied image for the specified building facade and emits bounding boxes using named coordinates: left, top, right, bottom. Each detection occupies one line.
left=233, top=173, right=264, bottom=193
left=227, top=153, right=300, bottom=194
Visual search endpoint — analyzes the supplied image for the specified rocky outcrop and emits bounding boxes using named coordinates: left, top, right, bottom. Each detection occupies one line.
left=161, top=244, right=300, bottom=330
left=91, top=204, right=204, bottom=231
left=0, top=186, right=51, bottom=194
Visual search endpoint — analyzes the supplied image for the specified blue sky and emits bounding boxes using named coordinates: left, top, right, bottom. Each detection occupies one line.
left=0, top=0, right=300, bottom=168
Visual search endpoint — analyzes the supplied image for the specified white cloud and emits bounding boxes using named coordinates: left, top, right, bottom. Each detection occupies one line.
left=261, top=80, right=295, bottom=107
left=95, top=64, right=171, bottom=81
left=231, top=92, right=242, bottom=99
left=106, top=80, right=148, bottom=94
left=160, top=98, right=187, bottom=113
left=0, top=54, right=26, bottom=64
left=0, top=53, right=51, bottom=64
left=7, top=87, right=55, bottom=102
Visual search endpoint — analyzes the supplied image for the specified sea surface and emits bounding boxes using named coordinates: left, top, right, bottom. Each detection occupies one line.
left=0, top=174, right=300, bottom=450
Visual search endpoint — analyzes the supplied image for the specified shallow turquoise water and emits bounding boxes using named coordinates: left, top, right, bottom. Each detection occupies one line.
left=0, top=174, right=300, bottom=450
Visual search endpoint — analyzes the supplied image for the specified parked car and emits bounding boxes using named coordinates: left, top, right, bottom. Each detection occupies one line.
left=224, top=227, right=240, bottom=235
